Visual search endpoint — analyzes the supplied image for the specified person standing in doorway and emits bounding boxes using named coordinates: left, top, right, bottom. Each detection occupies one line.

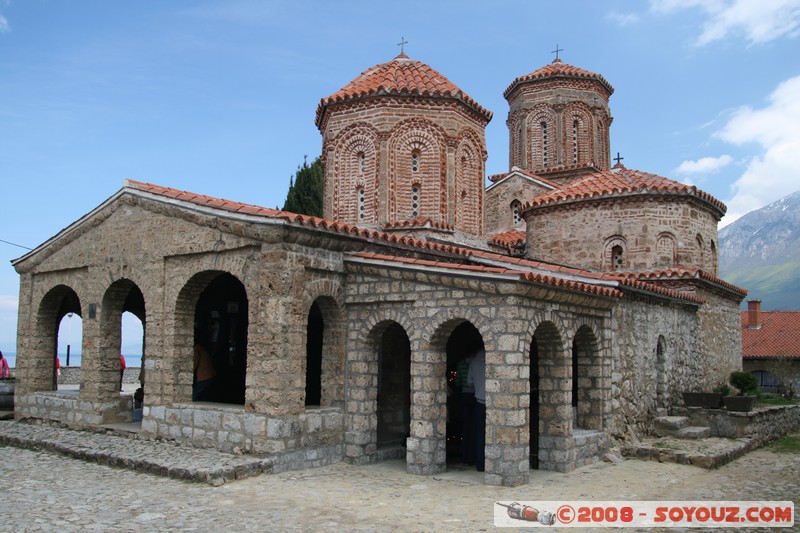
left=467, top=348, right=486, bottom=472
left=119, top=354, right=126, bottom=391
left=193, top=341, right=217, bottom=402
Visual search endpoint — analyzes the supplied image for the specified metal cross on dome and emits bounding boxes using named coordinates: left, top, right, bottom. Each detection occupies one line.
left=614, top=152, right=625, bottom=165
left=397, top=37, right=409, bottom=54
left=551, top=44, right=564, bottom=60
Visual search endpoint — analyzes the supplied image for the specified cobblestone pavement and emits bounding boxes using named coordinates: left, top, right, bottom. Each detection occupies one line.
left=0, top=421, right=797, bottom=532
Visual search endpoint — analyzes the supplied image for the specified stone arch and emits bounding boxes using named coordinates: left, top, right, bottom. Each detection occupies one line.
left=507, top=109, right=526, bottom=169
left=371, top=320, right=412, bottom=451
left=696, top=233, right=705, bottom=269
left=594, top=110, right=612, bottom=169
left=28, top=285, right=82, bottom=392
left=331, top=123, right=380, bottom=224
left=454, top=128, right=484, bottom=234
left=303, top=294, right=345, bottom=408
left=98, top=279, right=146, bottom=399
left=657, top=232, right=677, bottom=267
left=526, top=104, right=557, bottom=169
left=572, top=324, right=602, bottom=430
left=388, top=119, right=447, bottom=223
left=174, top=270, right=249, bottom=405
left=604, top=235, right=627, bottom=271
left=563, top=102, right=594, bottom=166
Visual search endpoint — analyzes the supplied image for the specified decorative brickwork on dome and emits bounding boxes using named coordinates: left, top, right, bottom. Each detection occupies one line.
left=318, top=54, right=489, bottom=236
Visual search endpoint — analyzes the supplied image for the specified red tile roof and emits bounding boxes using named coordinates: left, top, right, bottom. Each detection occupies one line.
left=382, top=217, right=454, bottom=231
left=503, top=58, right=614, bottom=100
left=316, top=53, right=492, bottom=127
left=742, top=311, right=800, bottom=358
left=489, top=229, right=526, bottom=249
left=487, top=167, right=561, bottom=188
left=123, top=180, right=707, bottom=305
left=611, top=267, right=747, bottom=298
left=524, top=165, right=727, bottom=216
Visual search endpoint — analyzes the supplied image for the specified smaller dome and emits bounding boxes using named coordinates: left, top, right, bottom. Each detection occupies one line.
left=316, top=54, right=492, bottom=128
left=503, top=58, right=614, bottom=100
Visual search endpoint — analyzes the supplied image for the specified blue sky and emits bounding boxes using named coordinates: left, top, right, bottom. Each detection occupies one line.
left=1, top=0, right=800, bottom=354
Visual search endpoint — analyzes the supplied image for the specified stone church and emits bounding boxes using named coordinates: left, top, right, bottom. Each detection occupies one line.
left=12, top=53, right=746, bottom=486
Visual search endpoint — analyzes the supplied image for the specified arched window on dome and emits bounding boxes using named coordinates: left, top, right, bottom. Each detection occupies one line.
left=511, top=200, right=523, bottom=226
left=358, top=152, right=366, bottom=174
left=411, top=150, right=420, bottom=173
left=657, top=232, right=677, bottom=267
left=604, top=236, right=627, bottom=271
left=696, top=234, right=705, bottom=269
left=541, top=122, right=549, bottom=167
left=572, top=120, right=579, bottom=164
left=411, top=184, right=420, bottom=218
left=357, top=186, right=366, bottom=222
left=612, top=245, right=625, bottom=270
left=710, top=240, right=717, bottom=274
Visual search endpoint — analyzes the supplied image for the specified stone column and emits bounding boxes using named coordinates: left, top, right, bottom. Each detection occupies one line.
left=406, top=347, right=446, bottom=475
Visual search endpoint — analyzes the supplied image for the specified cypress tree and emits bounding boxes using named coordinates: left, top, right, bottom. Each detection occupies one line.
left=282, top=156, right=324, bottom=217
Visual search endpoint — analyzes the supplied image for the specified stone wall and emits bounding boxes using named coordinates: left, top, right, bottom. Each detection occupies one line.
left=15, top=391, right=132, bottom=427
left=677, top=404, right=800, bottom=446
left=142, top=403, right=343, bottom=472
left=485, top=173, right=552, bottom=235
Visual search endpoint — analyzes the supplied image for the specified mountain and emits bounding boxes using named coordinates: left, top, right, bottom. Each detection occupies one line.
left=719, top=190, right=800, bottom=310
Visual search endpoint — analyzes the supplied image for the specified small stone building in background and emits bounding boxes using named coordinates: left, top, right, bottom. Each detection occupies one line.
left=12, top=53, right=746, bottom=486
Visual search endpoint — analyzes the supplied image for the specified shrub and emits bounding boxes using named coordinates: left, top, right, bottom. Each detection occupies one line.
left=729, top=371, right=758, bottom=396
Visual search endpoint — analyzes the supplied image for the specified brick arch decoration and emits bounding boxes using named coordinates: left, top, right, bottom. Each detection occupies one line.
left=657, top=232, right=677, bottom=267
left=571, top=323, right=604, bottom=431
left=563, top=102, right=594, bottom=166
left=24, top=284, right=83, bottom=394
left=526, top=104, right=557, bottom=170
left=604, top=235, right=627, bottom=271
left=330, top=123, right=380, bottom=224
left=454, top=128, right=485, bottom=234
left=507, top=108, right=526, bottom=170
left=695, top=233, right=706, bottom=270
left=594, top=109, right=612, bottom=170
left=96, top=278, right=147, bottom=400
left=388, top=119, right=447, bottom=223
left=300, top=278, right=346, bottom=408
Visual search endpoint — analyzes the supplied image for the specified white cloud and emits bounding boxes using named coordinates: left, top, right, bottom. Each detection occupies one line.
left=651, top=0, right=800, bottom=45
left=675, top=154, right=733, bottom=174
left=608, top=11, right=641, bottom=26
left=716, top=75, right=800, bottom=225
left=0, top=14, right=9, bottom=33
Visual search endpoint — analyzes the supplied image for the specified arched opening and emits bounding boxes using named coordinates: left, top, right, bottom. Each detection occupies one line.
left=572, top=325, right=602, bottom=430
left=33, top=285, right=82, bottom=392
left=656, top=336, right=667, bottom=410
left=445, top=321, right=484, bottom=466
left=376, top=322, right=411, bottom=450
left=57, top=312, right=82, bottom=369
left=529, top=336, right=539, bottom=469
left=100, top=280, right=146, bottom=398
left=305, top=302, right=323, bottom=406
left=192, top=273, right=248, bottom=405
left=531, top=321, right=566, bottom=470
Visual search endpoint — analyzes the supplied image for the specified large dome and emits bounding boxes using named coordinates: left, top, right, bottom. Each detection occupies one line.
left=315, top=53, right=492, bottom=128
left=503, top=58, right=614, bottom=101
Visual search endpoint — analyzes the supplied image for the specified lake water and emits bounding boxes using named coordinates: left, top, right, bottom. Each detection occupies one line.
left=2, top=353, right=142, bottom=368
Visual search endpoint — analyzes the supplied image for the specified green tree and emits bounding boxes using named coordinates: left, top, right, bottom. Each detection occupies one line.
left=282, top=156, right=324, bottom=217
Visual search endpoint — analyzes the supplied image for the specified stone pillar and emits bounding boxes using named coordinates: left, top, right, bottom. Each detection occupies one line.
left=406, top=347, right=446, bottom=475
left=484, top=337, right=530, bottom=487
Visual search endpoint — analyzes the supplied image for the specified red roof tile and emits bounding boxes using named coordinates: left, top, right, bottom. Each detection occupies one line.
left=123, top=180, right=706, bottom=305
left=504, top=58, right=614, bottom=100
left=382, top=217, right=455, bottom=231
left=487, top=167, right=561, bottom=188
left=610, top=267, right=747, bottom=298
left=315, top=54, right=492, bottom=127
left=742, top=311, right=800, bottom=358
left=524, top=165, right=727, bottom=216
left=489, top=229, right=525, bottom=249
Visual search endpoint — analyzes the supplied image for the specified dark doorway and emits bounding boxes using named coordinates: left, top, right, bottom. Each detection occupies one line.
left=305, top=302, right=323, bottom=406
left=193, top=273, right=248, bottom=405
left=530, top=337, right=539, bottom=469
left=445, top=321, right=483, bottom=464
left=376, top=323, right=411, bottom=449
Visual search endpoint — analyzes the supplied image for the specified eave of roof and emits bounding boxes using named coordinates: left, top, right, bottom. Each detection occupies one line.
left=503, top=58, right=614, bottom=100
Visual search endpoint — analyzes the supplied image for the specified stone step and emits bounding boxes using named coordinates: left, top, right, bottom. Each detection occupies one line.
left=676, top=426, right=711, bottom=439
left=654, top=416, right=689, bottom=437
